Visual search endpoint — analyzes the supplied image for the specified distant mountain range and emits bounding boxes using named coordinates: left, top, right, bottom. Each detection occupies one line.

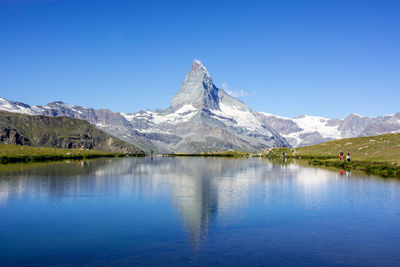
left=257, top=112, right=400, bottom=147
left=1, top=60, right=399, bottom=152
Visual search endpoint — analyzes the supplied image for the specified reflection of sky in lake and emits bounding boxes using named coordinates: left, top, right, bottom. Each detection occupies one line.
left=0, top=157, right=400, bottom=266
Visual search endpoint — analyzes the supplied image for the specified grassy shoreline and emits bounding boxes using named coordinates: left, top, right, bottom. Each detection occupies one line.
left=308, top=159, right=400, bottom=178
left=162, top=133, right=400, bottom=178
left=164, top=151, right=400, bottom=178
left=2, top=133, right=399, bottom=178
left=264, top=133, right=400, bottom=178
left=0, top=144, right=143, bottom=164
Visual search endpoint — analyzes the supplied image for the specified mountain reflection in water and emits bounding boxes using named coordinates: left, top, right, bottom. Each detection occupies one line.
left=1, top=157, right=400, bottom=266
left=0, top=158, right=304, bottom=244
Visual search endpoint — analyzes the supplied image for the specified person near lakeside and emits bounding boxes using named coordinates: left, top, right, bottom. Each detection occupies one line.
left=346, top=153, right=351, bottom=162
left=339, top=151, right=344, bottom=161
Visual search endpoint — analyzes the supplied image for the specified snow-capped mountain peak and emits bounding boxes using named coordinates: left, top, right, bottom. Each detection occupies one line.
left=130, top=61, right=289, bottom=151
left=192, top=59, right=210, bottom=76
left=1, top=60, right=399, bottom=152
left=171, top=59, right=219, bottom=111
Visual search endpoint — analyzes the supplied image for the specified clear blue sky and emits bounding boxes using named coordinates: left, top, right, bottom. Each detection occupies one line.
left=1, top=0, right=399, bottom=118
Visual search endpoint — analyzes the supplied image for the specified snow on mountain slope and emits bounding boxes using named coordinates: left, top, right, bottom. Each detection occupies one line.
left=0, top=97, right=41, bottom=115
left=287, top=115, right=341, bottom=147
left=1, top=60, right=399, bottom=151
left=0, top=61, right=289, bottom=152
left=257, top=112, right=340, bottom=147
left=0, top=97, right=158, bottom=152
left=257, top=112, right=400, bottom=147
left=123, top=60, right=289, bottom=152
left=292, top=115, right=340, bottom=136
left=122, top=104, right=197, bottom=125
left=211, top=101, right=262, bottom=131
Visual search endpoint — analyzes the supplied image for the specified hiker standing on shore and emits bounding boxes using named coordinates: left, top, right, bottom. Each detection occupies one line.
left=339, top=151, right=344, bottom=161
left=346, top=153, right=351, bottom=162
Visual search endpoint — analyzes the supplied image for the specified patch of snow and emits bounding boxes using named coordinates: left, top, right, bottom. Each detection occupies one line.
left=283, top=132, right=303, bottom=147
left=0, top=98, right=10, bottom=104
left=193, top=59, right=209, bottom=75
left=121, top=113, right=135, bottom=121
left=124, top=104, right=198, bottom=125
left=270, top=115, right=343, bottom=147
left=292, top=115, right=342, bottom=139
left=152, top=104, right=197, bottom=124
left=0, top=99, right=15, bottom=110
left=258, top=112, right=291, bottom=120
left=31, top=106, right=45, bottom=113
left=122, top=112, right=151, bottom=121
left=137, top=128, right=169, bottom=134
left=71, top=108, right=82, bottom=114
left=212, top=102, right=262, bottom=132
left=0, top=98, right=37, bottom=115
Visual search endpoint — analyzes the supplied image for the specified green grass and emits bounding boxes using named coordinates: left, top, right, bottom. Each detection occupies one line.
left=308, top=160, right=400, bottom=178
left=0, top=144, right=135, bottom=163
left=167, top=133, right=400, bottom=178
left=294, top=133, right=400, bottom=163
left=258, top=133, right=400, bottom=163
left=271, top=133, right=400, bottom=178
left=6, top=132, right=392, bottom=177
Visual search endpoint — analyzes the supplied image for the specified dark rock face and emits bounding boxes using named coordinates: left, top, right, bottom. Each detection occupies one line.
left=0, top=111, right=145, bottom=155
left=0, top=127, right=30, bottom=145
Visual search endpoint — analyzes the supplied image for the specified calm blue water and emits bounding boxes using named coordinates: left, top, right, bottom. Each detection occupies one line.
left=1, top=157, right=400, bottom=266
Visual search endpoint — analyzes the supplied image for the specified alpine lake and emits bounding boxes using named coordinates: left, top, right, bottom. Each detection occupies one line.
left=1, top=157, right=400, bottom=266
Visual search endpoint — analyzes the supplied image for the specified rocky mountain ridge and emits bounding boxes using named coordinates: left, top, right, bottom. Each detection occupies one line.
left=121, top=60, right=289, bottom=152
left=1, top=60, right=399, bottom=150
left=257, top=112, right=400, bottom=147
